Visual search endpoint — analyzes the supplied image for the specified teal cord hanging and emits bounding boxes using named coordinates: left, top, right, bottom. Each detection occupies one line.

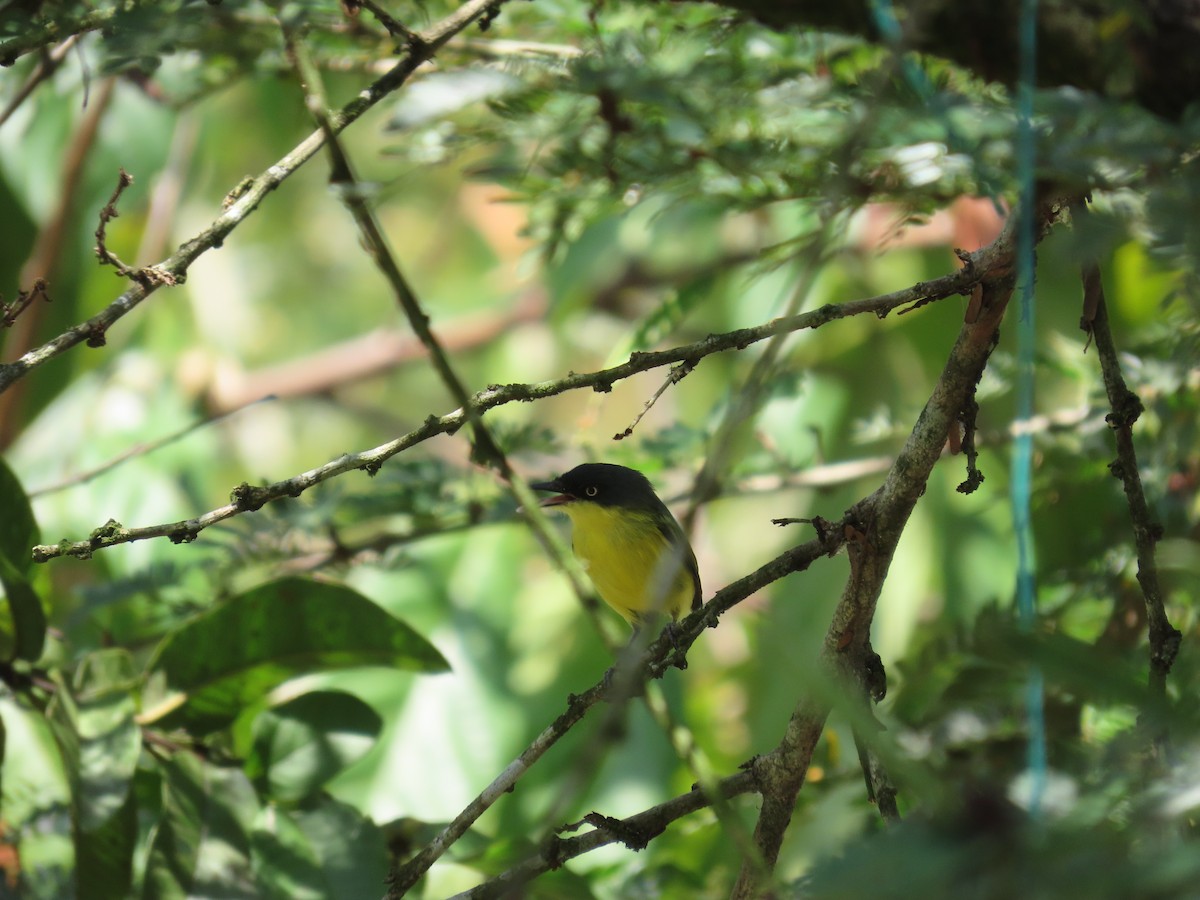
left=1012, top=0, right=1048, bottom=815
left=869, top=0, right=1048, bottom=814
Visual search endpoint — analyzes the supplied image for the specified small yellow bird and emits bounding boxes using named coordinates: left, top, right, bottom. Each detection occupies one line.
left=531, top=463, right=702, bottom=626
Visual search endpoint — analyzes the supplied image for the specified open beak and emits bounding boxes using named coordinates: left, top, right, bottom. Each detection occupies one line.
left=529, top=476, right=574, bottom=507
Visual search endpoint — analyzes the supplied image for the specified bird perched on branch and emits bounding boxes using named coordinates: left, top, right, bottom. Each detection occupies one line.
left=531, top=463, right=702, bottom=627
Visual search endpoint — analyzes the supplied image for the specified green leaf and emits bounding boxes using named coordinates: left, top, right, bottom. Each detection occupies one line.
left=249, top=807, right=325, bottom=900
left=46, top=649, right=142, bottom=900
left=246, top=691, right=382, bottom=803
left=0, top=458, right=43, bottom=662
left=0, top=455, right=36, bottom=572
left=142, top=578, right=448, bottom=734
left=142, top=753, right=260, bottom=900
left=250, top=796, right=389, bottom=900
left=0, top=553, right=46, bottom=662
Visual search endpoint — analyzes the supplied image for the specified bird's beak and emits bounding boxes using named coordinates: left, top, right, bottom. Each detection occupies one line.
left=529, top=476, right=574, bottom=507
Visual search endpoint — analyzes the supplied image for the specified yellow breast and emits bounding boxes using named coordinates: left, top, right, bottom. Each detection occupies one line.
left=561, top=503, right=694, bottom=624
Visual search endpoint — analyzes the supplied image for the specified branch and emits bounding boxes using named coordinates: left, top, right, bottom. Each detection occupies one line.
left=729, top=197, right=1065, bottom=897
left=1, top=279, right=50, bottom=329
left=387, top=526, right=843, bottom=896
left=93, top=168, right=138, bottom=278
left=1080, top=255, right=1181, bottom=702
left=453, top=771, right=759, bottom=899
left=612, top=360, right=693, bottom=440
left=27, top=398, right=272, bottom=498
left=0, top=0, right=510, bottom=397
left=29, top=254, right=990, bottom=563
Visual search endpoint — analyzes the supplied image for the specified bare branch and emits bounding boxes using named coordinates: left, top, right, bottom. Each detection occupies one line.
left=93, top=168, right=138, bottom=278
left=388, top=528, right=842, bottom=896
left=1080, top=247, right=1181, bottom=706
left=28, top=398, right=273, bottom=499
left=28, top=252, right=993, bottom=564
left=612, top=360, right=694, bottom=440
left=1, top=279, right=50, bottom=329
left=452, top=771, right=759, bottom=899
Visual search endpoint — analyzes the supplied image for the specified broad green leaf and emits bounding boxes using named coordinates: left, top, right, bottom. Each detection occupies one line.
left=46, top=649, right=141, bottom=900
left=142, top=578, right=448, bottom=734
left=73, top=650, right=142, bottom=830
left=76, top=790, right=137, bottom=900
left=0, top=455, right=36, bottom=572
left=0, top=553, right=45, bottom=662
left=251, top=797, right=388, bottom=900
left=246, top=691, right=382, bottom=804
left=142, top=753, right=260, bottom=900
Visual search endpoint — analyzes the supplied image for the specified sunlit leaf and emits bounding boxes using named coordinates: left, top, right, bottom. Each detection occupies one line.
left=45, top=649, right=141, bottom=900
left=250, top=796, right=389, bottom=900
left=142, top=753, right=260, bottom=900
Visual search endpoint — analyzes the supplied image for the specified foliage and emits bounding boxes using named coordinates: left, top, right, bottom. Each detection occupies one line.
left=0, top=0, right=1197, bottom=898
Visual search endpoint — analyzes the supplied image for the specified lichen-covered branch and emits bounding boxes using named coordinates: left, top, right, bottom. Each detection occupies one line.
left=30, top=252, right=992, bottom=562
left=455, top=771, right=759, bottom=899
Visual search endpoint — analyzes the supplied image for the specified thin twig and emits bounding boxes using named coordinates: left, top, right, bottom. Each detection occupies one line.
left=613, top=360, right=694, bottom=440
left=93, top=168, right=138, bottom=277
left=1080, top=251, right=1181, bottom=712
left=1, top=279, right=50, bottom=329
left=349, top=0, right=423, bottom=47
left=682, top=243, right=827, bottom=532
left=453, top=771, right=758, bottom=899
left=27, top=397, right=274, bottom=498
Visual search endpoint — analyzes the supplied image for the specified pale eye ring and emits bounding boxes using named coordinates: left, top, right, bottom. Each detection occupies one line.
left=585, top=485, right=599, bottom=497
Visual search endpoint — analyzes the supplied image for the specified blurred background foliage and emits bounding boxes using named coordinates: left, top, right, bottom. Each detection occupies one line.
left=0, top=0, right=1198, bottom=897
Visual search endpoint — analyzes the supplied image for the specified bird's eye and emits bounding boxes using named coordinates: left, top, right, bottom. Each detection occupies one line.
left=585, top=485, right=599, bottom=497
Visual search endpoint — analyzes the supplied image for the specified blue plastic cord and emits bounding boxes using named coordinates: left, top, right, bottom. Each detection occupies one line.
left=869, top=0, right=1047, bottom=814
left=1013, top=0, right=1047, bottom=815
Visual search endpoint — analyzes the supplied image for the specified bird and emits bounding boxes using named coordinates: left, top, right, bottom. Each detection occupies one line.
left=530, top=463, right=702, bottom=627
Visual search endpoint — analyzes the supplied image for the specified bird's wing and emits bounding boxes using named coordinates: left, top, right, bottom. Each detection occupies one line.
left=655, top=518, right=703, bottom=612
